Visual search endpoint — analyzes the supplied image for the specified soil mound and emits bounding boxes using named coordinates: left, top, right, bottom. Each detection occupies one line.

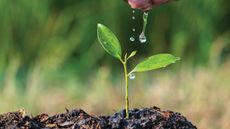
left=0, top=107, right=197, bottom=129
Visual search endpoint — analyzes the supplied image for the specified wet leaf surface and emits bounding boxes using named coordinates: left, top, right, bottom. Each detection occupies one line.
left=0, top=107, right=196, bottom=129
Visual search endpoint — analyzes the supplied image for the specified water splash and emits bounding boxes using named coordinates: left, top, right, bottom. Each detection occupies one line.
left=129, top=73, right=136, bottom=80
left=139, top=12, right=149, bottom=43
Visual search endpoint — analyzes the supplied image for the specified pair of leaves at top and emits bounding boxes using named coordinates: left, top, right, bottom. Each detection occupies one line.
left=97, top=23, right=180, bottom=73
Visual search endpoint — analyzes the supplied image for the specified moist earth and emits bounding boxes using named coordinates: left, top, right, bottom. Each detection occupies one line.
left=0, top=107, right=197, bottom=129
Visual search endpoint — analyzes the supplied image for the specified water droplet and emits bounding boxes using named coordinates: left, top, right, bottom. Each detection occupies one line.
left=139, top=32, right=147, bottom=43
left=139, top=12, right=149, bottom=44
left=129, top=73, right=136, bottom=80
left=130, top=10, right=136, bottom=44
left=130, top=36, right=135, bottom=42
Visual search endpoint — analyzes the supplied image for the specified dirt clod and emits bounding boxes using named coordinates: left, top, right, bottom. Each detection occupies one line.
left=0, top=107, right=197, bottom=129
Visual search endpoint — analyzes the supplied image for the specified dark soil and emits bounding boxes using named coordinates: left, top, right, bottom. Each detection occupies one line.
left=0, top=107, right=197, bottom=129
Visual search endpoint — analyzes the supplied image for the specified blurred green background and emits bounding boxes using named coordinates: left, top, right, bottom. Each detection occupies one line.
left=0, top=0, right=230, bottom=128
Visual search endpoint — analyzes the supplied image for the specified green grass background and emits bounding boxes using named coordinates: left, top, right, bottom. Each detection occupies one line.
left=0, top=0, right=230, bottom=128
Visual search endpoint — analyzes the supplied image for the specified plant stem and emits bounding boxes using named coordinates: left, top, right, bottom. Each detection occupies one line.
left=122, top=59, right=129, bottom=119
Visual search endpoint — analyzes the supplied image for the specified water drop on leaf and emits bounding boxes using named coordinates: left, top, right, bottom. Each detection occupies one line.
left=129, top=73, right=136, bottom=80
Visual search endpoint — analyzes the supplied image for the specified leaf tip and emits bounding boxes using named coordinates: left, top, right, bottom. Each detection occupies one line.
left=127, top=50, right=137, bottom=60
left=97, top=23, right=103, bottom=28
left=175, top=56, right=181, bottom=61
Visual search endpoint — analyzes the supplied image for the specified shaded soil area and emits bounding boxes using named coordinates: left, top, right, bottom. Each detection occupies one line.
left=0, top=107, right=197, bottom=129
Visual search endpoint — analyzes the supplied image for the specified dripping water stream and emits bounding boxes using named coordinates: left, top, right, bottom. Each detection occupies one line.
left=129, top=11, right=149, bottom=43
left=139, top=12, right=148, bottom=43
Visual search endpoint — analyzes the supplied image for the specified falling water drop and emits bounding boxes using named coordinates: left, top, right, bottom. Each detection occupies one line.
left=129, top=36, right=135, bottom=42
left=139, top=32, right=147, bottom=43
left=139, top=12, right=149, bottom=43
left=130, top=10, right=136, bottom=43
left=129, top=73, right=136, bottom=80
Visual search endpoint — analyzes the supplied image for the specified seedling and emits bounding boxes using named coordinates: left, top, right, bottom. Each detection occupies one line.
left=97, top=23, right=180, bottom=119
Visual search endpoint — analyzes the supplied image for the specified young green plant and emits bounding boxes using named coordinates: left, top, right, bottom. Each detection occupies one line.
left=97, top=23, right=180, bottom=119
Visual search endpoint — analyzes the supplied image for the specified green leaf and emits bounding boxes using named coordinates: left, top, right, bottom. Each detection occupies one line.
left=133, top=54, right=180, bottom=72
left=127, top=51, right=137, bottom=60
left=97, top=23, right=122, bottom=59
